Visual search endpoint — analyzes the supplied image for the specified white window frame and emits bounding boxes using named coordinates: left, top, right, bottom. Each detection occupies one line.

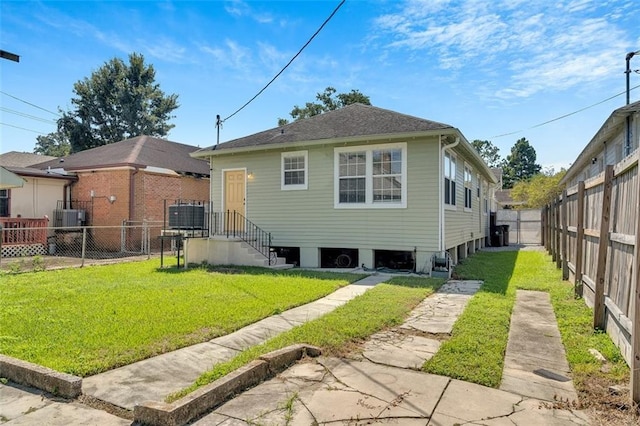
left=482, top=180, right=488, bottom=215
left=464, top=164, right=472, bottom=212
left=334, top=142, right=407, bottom=209
left=281, top=150, right=308, bottom=190
left=444, top=151, right=457, bottom=210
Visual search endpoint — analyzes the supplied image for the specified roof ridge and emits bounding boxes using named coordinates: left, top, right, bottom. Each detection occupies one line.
left=126, top=135, right=147, bottom=163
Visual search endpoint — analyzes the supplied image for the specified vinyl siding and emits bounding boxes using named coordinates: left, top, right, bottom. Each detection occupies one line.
left=209, top=137, right=442, bottom=254
left=444, top=148, right=486, bottom=250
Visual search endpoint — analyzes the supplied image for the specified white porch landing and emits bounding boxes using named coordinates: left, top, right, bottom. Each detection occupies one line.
left=184, top=236, right=291, bottom=269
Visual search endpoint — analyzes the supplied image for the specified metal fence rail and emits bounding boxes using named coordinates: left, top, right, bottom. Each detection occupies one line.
left=1, top=223, right=164, bottom=271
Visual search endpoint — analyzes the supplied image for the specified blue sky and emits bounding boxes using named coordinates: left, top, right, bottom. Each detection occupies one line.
left=1, top=0, right=639, bottom=171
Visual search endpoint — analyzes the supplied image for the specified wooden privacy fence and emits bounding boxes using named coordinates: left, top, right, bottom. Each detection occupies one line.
left=542, top=150, right=640, bottom=406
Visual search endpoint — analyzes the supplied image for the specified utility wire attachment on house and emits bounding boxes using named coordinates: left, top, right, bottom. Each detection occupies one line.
left=215, top=114, right=222, bottom=145
left=219, top=0, right=346, bottom=128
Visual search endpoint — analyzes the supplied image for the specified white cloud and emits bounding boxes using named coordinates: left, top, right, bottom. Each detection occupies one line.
left=224, top=0, right=274, bottom=24
left=373, top=0, right=634, bottom=100
left=200, top=39, right=252, bottom=70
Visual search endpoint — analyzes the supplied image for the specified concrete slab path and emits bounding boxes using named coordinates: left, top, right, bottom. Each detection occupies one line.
left=500, top=289, right=579, bottom=403
left=361, top=280, right=482, bottom=369
left=198, top=281, right=590, bottom=425
left=82, top=274, right=389, bottom=411
left=0, top=383, right=129, bottom=426
left=196, top=356, right=590, bottom=425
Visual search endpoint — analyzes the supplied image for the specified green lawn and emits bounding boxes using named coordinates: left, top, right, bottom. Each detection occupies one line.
left=169, top=276, right=445, bottom=401
left=0, top=260, right=364, bottom=376
left=424, top=250, right=629, bottom=392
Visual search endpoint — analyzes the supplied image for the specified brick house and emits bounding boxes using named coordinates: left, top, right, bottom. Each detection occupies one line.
left=34, top=136, right=210, bottom=251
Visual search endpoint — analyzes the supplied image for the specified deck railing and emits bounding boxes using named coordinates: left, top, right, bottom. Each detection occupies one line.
left=0, top=217, right=49, bottom=245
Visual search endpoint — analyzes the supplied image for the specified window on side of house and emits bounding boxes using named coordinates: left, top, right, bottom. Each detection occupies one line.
left=482, top=180, right=488, bottom=214
left=0, top=189, right=9, bottom=217
left=335, top=143, right=407, bottom=208
left=464, top=164, right=472, bottom=210
left=281, top=151, right=308, bottom=190
left=444, top=152, right=456, bottom=207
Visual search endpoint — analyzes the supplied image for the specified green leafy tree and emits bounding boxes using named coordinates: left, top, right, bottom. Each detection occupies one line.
left=471, top=139, right=501, bottom=167
left=57, top=53, right=179, bottom=153
left=511, top=169, right=566, bottom=208
left=34, top=132, right=71, bottom=157
left=501, top=137, right=541, bottom=188
left=278, top=86, right=371, bottom=125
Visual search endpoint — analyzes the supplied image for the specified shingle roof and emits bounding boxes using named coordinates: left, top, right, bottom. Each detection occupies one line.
left=2, top=165, right=76, bottom=180
left=561, top=100, right=640, bottom=185
left=196, top=103, right=453, bottom=154
left=0, top=151, right=57, bottom=167
left=33, top=136, right=210, bottom=176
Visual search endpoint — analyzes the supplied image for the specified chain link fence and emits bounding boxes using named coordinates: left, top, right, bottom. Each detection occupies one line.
left=1, top=222, right=167, bottom=273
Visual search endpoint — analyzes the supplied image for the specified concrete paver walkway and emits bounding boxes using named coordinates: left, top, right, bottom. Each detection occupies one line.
left=197, top=281, right=590, bottom=425
left=361, top=280, right=482, bottom=369
left=500, top=289, right=579, bottom=403
left=0, top=383, right=128, bottom=426
left=82, top=274, right=388, bottom=410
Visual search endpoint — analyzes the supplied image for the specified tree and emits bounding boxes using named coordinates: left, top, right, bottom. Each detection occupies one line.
left=278, top=87, right=371, bottom=125
left=57, top=53, right=179, bottom=153
left=511, top=169, right=566, bottom=208
left=501, top=137, right=541, bottom=188
left=34, top=132, right=71, bottom=157
left=471, top=139, right=501, bottom=168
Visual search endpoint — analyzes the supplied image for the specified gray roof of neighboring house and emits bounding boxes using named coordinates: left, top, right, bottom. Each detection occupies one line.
left=2, top=165, right=76, bottom=181
left=34, top=136, right=210, bottom=177
left=194, top=103, right=454, bottom=154
left=495, top=189, right=524, bottom=206
left=0, top=151, right=57, bottom=167
left=561, top=100, right=640, bottom=185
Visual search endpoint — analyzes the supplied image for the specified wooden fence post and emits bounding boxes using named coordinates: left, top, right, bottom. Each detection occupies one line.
left=555, top=198, right=561, bottom=268
left=547, top=204, right=553, bottom=254
left=575, top=181, right=585, bottom=297
left=540, top=206, right=547, bottom=247
left=631, top=165, right=640, bottom=407
left=561, top=190, right=569, bottom=280
left=594, top=165, right=614, bottom=330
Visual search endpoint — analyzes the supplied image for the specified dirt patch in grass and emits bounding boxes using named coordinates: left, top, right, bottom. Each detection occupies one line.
left=577, top=375, right=639, bottom=426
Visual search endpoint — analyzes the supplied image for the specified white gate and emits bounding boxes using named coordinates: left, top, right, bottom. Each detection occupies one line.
left=496, top=209, right=542, bottom=245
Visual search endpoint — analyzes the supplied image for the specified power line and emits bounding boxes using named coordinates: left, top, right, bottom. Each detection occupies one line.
left=490, top=84, right=640, bottom=139
left=0, top=107, right=57, bottom=124
left=0, top=90, right=60, bottom=117
left=221, top=0, right=346, bottom=124
left=0, top=122, right=48, bottom=134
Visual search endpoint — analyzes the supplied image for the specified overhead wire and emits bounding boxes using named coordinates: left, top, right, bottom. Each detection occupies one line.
left=220, top=0, right=346, bottom=124
left=0, top=90, right=60, bottom=117
left=490, top=84, right=640, bottom=139
left=0, top=122, right=48, bottom=134
left=0, top=107, right=57, bottom=124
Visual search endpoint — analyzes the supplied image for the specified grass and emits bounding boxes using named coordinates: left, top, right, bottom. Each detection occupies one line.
left=424, top=250, right=629, bottom=395
left=167, top=275, right=445, bottom=402
left=0, top=260, right=365, bottom=376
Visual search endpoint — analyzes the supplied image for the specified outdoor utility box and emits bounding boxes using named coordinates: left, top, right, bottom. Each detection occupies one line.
left=54, top=209, right=86, bottom=228
left=168, top=204, right=205, bottom=229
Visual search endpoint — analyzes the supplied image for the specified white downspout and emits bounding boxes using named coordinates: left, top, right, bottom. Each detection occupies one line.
left=441, top=136, right=460, bottom=253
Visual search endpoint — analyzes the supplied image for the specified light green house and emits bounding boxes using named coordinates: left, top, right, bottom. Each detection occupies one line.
left=189, top=104, right=497, bottom=272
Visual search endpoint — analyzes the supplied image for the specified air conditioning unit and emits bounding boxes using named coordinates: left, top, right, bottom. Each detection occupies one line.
left=168, top=204, right=205, bottom=229
left=54, top=209, right=86, bottom=228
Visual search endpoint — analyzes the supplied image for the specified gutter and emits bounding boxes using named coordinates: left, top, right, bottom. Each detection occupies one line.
left=129, top=167, right=139, bottom=220
left=440, top=136, right=460, bottom=253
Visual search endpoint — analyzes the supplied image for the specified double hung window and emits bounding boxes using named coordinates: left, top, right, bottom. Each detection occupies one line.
left=335, top=143, right=406, bottom=208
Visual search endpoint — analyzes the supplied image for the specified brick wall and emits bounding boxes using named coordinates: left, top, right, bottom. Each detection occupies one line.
left=70, top=168, right=209, bottom=251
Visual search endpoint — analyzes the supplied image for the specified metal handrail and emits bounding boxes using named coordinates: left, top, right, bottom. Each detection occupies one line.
left=211, top=210, right=274, bottom=265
